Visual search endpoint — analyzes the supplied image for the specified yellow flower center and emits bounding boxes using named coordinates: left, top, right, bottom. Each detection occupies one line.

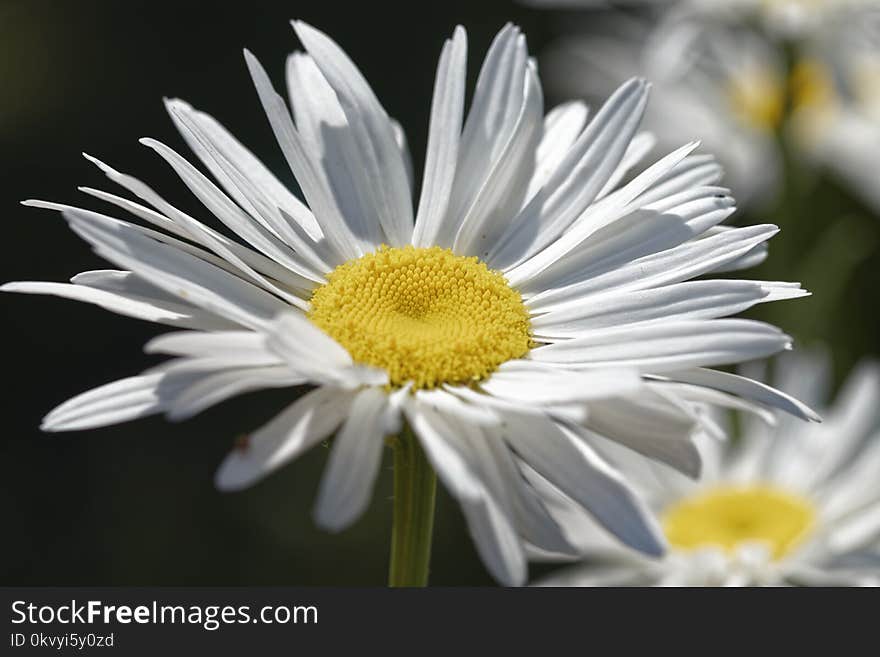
left=308, top=246, right=532, bottom=389
left=727, top=58, right=837, bottom=134
left=662, top=485, right=816, bottom=560
left=727, top=68, right=787, bottom=131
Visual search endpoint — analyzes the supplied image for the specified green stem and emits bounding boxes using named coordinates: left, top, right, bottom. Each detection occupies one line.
left=388, top=423, right=437, bottom=587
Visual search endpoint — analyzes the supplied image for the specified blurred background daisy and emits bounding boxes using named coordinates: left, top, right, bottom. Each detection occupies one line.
left=534, top=352, right=880, bottom=586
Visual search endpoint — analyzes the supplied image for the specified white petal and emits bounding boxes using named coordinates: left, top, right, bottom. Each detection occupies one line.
left=40, top=373, right=169, bottom=432
left=525, top=224, right=779, bottom=312
left=32, top=192, right=315, bottom=301
left=412, top=26, right=467, bottom=248
left=314, top=387, right=389, bottom=531
left=650, top=379, right=777, bottom=428
left=139, top=136, right=325, bottom=288
left=714, top=242, right=768, bottom=272
left=446, top=383, right=588, bottom=424
left=596, top=130, right=657, bottom=200
left=819, top=432, right=880, bottom=522
left=84, top=150, right=321, bottom=289
left=499, top=414, right=666, bottom=556
left=482, top=361, right=643, bottom=404
left=264, top=311, right=387, bottom=387
left=293, top=21, right=414, bottom=246
left=534, top=562, right=657, bottom=587
left=504, top=140, right=700, bottom=287
left=164, top=98, right=321, bottom=239
left=1, top=280, right=231, bottom=330
left=459, top=490, right=529, bottom=587
left=489, top=78, right=650, bottom=270
left=144, top=330, right=266, bottom=357
left=530, top=319, right=791, bottom=371
left=405, top=400, right=526, bottom=585
left=531, top=280, right=773, bottom=336
left=414, top=388, right=501, bottom=426
left=578, top=396, right=702, bottom=478
left=827, top=504, right=880, bottom=555
left=452, top=61, right=543, bottom=259
left=391, top=120, right=414, bottom=192
left=635, top=154, right=724, bottom=207
left=664, top=367, right=820, bottom=421
left=165, top=100, right=334, bottom=274
left=285, top=53, right=388, bottom=251
left=774, top=360, right=880, bottom=490
left=215, top=385, right=354, bottom=491
left=525, top=100, right=590, bottom=201
left=59, top=207, right=290, bottom=328
left=166, top=366, right=305, bottom=421
left=521, top=188, right=735, bottom=295
left=72, top=270, right=238, bottom=328
left=243, top=48, right=363, bottom=262
left=443, top=25, right=529, bottom=250
left=479, top=432, right=576, bottom=555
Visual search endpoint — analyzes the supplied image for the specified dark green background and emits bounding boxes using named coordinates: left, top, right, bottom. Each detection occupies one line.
left=2, top=0, right=877, bottom=586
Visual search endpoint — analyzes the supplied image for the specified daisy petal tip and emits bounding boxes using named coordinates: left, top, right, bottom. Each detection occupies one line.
left=214, top=455, right=255, bottom=493
left=39, top=414, right=66, bottom=433
left=163, top=408, right=194, bottom=423
left=163, top=97, right=188, bottom=113
left=643, top=534, right=668, bottom=560
left=21, top=199, right=53, bottom=209
left=81, top=152, right=113, bottom=173
left=290, top=19, right=319, bottom=42
left=312, top=507, right=350, bottom=534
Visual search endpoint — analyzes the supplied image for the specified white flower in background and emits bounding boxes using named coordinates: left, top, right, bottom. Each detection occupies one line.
left=3, top=22, right=813, bottom=585
left=535, top=353, right=880, bottom=586
left=541, top=16, right=784, bottom=207
left=535, top=0, right=880, bottom=212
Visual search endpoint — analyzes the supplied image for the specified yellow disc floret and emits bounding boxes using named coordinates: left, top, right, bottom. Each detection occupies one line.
left=308, top=246, right=532, bottom=389
left=662, top=485, right=816, bottom=560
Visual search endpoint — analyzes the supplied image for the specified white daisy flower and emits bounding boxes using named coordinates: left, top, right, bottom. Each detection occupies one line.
left=3, top=22, right=813, bottom=586
left=535, top=352, right=880, bottom=587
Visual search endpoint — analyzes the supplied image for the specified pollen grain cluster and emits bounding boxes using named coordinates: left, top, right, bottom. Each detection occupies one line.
left=308, top=246, right=531, bottom=389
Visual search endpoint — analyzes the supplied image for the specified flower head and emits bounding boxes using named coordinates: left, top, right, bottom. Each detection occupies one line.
left=535, top=352, right=880, bottom=587
left=3, top=22, right=812, bottom=585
